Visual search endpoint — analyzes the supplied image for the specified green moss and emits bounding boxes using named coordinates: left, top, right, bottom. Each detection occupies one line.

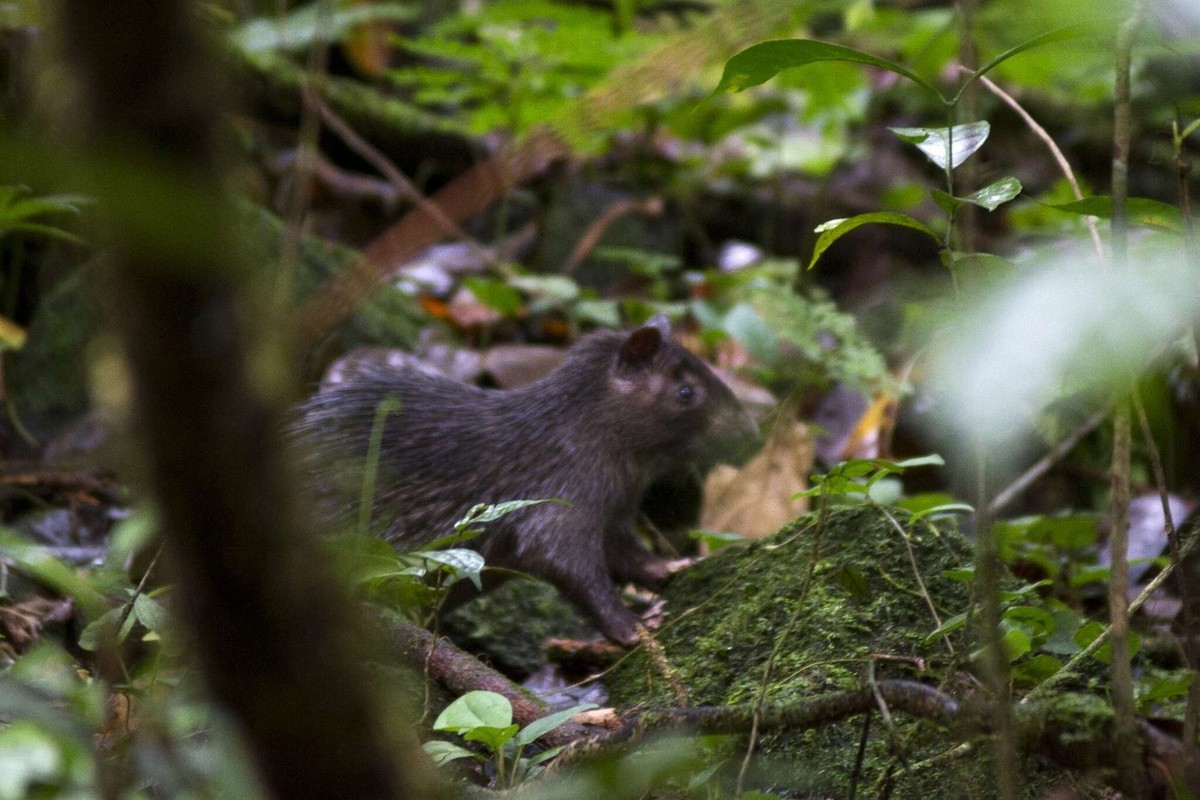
left=608, top=505, right=1065, bottom=798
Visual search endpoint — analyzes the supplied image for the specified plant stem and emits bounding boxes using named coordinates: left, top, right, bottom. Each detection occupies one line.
left=1108, top=2, right=1147, bottom=793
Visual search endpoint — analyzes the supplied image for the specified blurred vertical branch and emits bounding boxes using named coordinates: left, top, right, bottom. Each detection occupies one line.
left=52, top=2, right=439, bottom=798
left=1108, top=2, right=1146, bottom=795
left=955, top=4, right=1015, bottom=796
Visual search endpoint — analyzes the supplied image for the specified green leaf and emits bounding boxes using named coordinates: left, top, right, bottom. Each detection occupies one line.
left=834, top=564, right=871, bottom=602
left=132, top=594, right=168, bottom=634
left=422, top=740, right=480, bottom=766
left=1047, top=196, right=1184, bottom=233
left=454, top=499, right=560, bottom=530
left=721, top=303, right=778, bottom=361
left=890, top=122, right=990, bottom=170
left=688, top=529, right=744, bottom=551
left=1000, top=627, right=1032, bottom=661
left=910, top=503, right=975, bottom=522
left=1011, top=653, right=1062, bottom=685
left=512, top=703, right=597, bottom=747
left=1139, top=672, right=1192, bottom=704
left=434, top=691, right=513, bottom=733
left=967, top=177, right=1023, bottom=211
left=1028, top=515, right=1099, bottom=550
left=464, top=277, right=524, bottom=316
left=891, top=454, right=946, bottom=470
left=897, top=492, right=962, bottom=514
left=942, top=567, right=975, bottom=582
left=714, top=39, right=944, bottom=102
left=1075, top=621, right=1140, bottom=665
left=954, top=27, right=1091, bottom=104
left=924, top=611, right=968, bottom=644
left=929, top=189, right=962, bottom=216
left=463, top=723, right=519, bottom=751
left=809, top=212, right=939, bottom=270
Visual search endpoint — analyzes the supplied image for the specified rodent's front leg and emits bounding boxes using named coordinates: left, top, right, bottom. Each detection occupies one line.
left=606, top=521, right=672, bottom=589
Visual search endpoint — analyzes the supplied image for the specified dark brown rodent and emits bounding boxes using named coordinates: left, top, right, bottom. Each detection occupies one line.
left=293, top=316, right=758, bottom=644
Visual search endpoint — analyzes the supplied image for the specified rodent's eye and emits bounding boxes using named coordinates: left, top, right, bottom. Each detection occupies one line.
left=676, top=383, right=695, bottom=405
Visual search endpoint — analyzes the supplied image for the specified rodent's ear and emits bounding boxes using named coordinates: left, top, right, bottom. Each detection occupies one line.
left=618, top=323, right=664, bottom=368
left=644, top=313, right=672, bottom=336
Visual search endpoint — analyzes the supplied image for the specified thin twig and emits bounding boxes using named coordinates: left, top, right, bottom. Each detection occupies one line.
left=967, top=70, right=1105, bottom=258
left=879, top=508, right=954, bottom=655
left=987, top=408, right=1109, bottom=516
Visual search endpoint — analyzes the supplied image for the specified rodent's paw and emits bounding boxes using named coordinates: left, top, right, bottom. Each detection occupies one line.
left=639, top=598, right=667, bottom=632
left=664, top=556, right=698, bottom=576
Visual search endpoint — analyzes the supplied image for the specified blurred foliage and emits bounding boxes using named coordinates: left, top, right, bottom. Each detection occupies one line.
left=4, top=0, right=1200, bottom=795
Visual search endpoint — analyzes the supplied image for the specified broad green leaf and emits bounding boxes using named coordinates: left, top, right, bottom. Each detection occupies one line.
left=512, top=702, right=597, bottom=747
left=1001, top=627, right=1032, bottom=661
left=1011, top=653, right=1062, bottom=685
left=132, top=594, right=168, bottom=633
left=1028, top=515, right=1099, bottom=550
left=714, top=39, right=943, bottom=102
left=464, top=277, right=523, bottom=316
left=464, top=723, right=519, bottom=751
left=434, top=690, right=513, bottom=732
left=422, top=740, right=479, bottom=766
left=890, top=122, right=990, bottom=170
left=1075, top=620, right=1140, bottom=665
left=1047, top=196, right=1184, bottom=233
left=808, top=212, right=939, bottom=270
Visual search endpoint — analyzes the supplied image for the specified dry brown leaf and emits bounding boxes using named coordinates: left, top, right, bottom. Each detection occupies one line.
left=700, top=420, right=814, bottom=539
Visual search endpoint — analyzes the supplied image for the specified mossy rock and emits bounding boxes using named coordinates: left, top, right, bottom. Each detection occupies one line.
left=608, top=505, right=1067, bottom=798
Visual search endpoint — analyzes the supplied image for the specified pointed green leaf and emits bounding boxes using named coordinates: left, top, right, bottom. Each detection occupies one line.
left=809, top=212, right=939, bottom=270
left=714, top=39, right=944, bottom=102
left=890, top=122, right=990, bottom=170
left=512, top=703, right=597, bottom=747
left=954, top=27, right=1091, bottom=104
left=967, top=177, right=1022, bottom=211
left=1047, top=196, right=1183, bottom=233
